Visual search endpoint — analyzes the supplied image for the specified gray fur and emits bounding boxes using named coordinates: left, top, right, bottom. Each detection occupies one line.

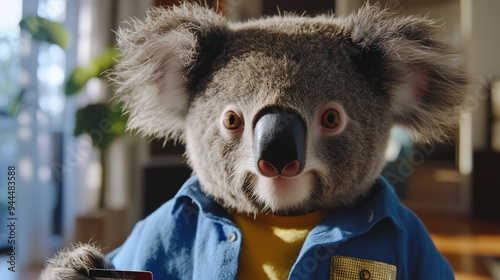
left=41, top=3, right=468, bottom=279
left=39, top=243, right=110, bottom=279
left=115, top=2, right=466, bottom=215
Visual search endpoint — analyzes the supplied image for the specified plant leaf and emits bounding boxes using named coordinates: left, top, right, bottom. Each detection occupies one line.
left=8, top=89, right=26, bottom=117
left=65, top=48, right=120, bottom=96
left=19, top=16, right=70, bottom=49
left=74, top=102, right=128, bottom=150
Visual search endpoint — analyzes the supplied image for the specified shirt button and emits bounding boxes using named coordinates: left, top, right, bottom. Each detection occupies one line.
left=228, top=233, right=237, bottom=242
left=367, top=210, right=374, bottom=223
left=360, top=269, right=371, bottom=279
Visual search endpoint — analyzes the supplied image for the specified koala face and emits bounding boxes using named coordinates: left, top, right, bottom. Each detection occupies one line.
left=115, top=4, right=467, bottom=215
left=183, top=24, right=395, bottom=215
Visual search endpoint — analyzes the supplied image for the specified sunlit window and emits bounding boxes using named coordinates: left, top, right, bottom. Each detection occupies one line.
left=0, top=0, right=68, bottom=249
left=37, top=0, right=67, bottom=127
left=0, top=0, right=23, bottom=250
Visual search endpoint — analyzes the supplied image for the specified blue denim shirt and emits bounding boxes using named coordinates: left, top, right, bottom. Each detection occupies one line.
left=108, top=176, right=454, bottom=279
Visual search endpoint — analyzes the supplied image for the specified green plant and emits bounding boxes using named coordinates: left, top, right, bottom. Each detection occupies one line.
left=65, top=48, right=120, bottom=97
left=67, top=47, right=125, bottom=150
left=66, top=48, right=126, bottom=209
left=19, top=16, right=70, bottom=49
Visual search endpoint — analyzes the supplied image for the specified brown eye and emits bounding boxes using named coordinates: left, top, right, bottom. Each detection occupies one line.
left=321, top=108, right=342, bottom=129
left=223, top=111, right=242, bottom=130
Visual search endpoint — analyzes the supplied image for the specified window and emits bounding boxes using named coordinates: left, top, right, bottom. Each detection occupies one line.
left=0, top=0, right=23, bottom=250
left=0, top=0, right=68, bottom=251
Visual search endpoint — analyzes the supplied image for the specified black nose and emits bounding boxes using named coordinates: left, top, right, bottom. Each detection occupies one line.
left=253, top=107, right=306, bottom=178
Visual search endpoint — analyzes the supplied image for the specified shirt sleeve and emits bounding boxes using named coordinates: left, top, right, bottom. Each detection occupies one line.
left=106, top=220, right=147, bottom=270
left=402, top=209, right=455, bottom=280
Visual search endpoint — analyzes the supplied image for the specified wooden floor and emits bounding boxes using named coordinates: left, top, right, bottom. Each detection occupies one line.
left=416, top=211, right=500, bottom=280
left=401, top=161, right=500, bottom=279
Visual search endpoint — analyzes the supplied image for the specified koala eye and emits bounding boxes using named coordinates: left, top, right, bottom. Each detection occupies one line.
left=321, top=108, right=342, bottom=129
left=223, top=111, right=242, bottom=130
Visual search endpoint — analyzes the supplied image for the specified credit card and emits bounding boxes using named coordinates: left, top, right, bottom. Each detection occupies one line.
left=89, top=269, right=153, bottom=280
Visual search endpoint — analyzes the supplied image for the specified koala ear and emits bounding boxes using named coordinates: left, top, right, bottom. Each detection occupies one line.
left=113, top=3, right=227, bottom=141
left=344, top=4, right=468, bottom=143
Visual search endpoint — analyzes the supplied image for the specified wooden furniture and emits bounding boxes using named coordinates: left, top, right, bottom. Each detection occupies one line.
left=143, top=139, right=192, bottom=217
left=472, top=78, right=500, bottom=219
left=261, top=0, right=335, bottom=16
left=473, top=152, right=500, bottom=219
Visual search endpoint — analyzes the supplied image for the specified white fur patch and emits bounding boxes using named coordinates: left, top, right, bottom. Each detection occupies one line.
left=254, top=172, right=314, bottom=212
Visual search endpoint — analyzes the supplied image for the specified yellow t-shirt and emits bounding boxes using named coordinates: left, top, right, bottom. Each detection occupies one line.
left=233, top=211, right=329, bottom=280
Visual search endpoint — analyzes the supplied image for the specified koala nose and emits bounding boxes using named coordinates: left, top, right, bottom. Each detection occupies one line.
left=254, top=108, right=306, bottom=178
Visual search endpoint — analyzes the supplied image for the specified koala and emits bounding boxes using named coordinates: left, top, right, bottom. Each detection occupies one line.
left=41, top=3, right=467, bottom=280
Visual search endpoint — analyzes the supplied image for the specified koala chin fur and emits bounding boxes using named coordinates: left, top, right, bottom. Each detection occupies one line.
left=41, top=2, right=468, bottom=279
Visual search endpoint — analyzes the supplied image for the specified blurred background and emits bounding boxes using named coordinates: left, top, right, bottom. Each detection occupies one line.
left=0, top=0, right=499, bottom=279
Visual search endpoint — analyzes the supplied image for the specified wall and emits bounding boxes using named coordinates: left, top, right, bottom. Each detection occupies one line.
left=461, top=0, right=500, bottom=152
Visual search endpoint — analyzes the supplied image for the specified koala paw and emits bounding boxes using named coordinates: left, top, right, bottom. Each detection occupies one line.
left=40, top=243, right=113, bottom=280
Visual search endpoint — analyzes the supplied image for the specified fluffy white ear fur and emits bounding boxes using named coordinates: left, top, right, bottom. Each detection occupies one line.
left=113, top=4, right=227, bottom=142
left=391, top=68, right=429, bottom=116
left=346, top=4, right=468, bottom=143
left=385, top=38, right=466, bottom=143
left=120, top=30, right=195, bottom=141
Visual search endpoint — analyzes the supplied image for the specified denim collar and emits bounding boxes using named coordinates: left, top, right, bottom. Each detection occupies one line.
left=173, top=175, right=405, bottom=239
